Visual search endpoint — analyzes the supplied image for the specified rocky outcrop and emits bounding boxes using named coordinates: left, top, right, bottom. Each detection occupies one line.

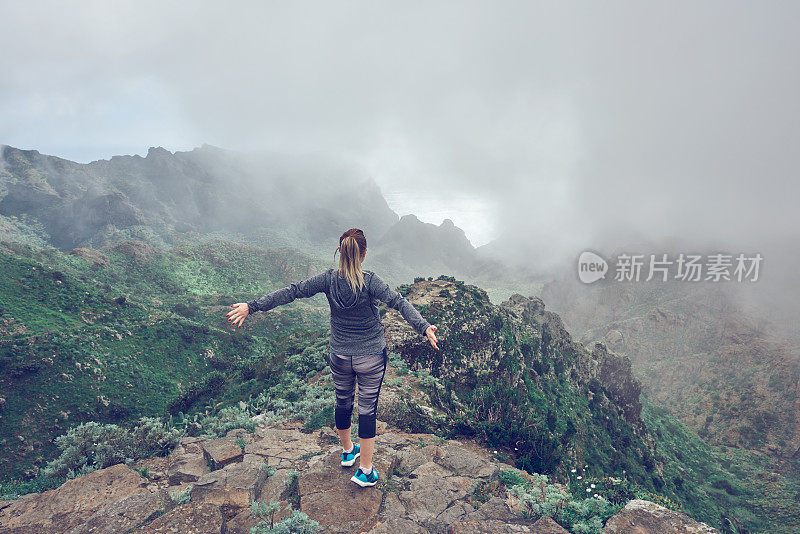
left=604, top=499, right=719, bottom=533
left=0, top=418, right=718, bottom=533
left=0, top=463, right=153, bottom=533
left=67, top=247, right=110, bottom=269
left=502, top=293, right=643, bottom=424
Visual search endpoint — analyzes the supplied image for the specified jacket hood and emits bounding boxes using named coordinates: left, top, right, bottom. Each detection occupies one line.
left=329, top=269, right=366, bottom=309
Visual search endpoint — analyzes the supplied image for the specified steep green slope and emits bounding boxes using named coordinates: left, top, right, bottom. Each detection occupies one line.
left=0, top=238, right=331, bottom=480
left=642, top=397, right=800, bottom=533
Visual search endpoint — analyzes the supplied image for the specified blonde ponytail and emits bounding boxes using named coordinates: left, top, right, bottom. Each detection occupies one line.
left=335, top=228, right=367, bottom=293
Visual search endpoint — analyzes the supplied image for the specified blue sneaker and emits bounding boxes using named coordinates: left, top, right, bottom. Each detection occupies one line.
left=351, top=466, right=379, bottom=487
left=341, top=443, right=360, bottom=467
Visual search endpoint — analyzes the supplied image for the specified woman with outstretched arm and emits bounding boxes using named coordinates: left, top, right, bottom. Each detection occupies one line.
left=226, top=228, right=438, bottom=487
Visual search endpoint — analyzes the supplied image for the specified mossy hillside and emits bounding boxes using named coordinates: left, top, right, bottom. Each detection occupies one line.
left=0, top=239, right=332, bottom=481
left=641, top=396, right=800, bottom=534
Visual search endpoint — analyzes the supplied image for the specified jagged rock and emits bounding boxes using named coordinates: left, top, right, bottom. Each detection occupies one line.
left=254, top=468, right=290, bottom=503
left=395, top=441, right=438, bottom=475
left=69, top=489, right=175, bottom=533
left=0, top=463, right=148, bottom=533
left=367, top=517, right=429, bottom=533
left=171, top=436, right=206, bottom=456
left=464, top=495, right=517, bottom=522
left=201, top=436, right=244, bottom=470
left=0, top=420, right=719, bottom=533
left=449, top=515, right=567, bottom=533
left=296, top=444, right=395, bottom=533
left=437, top=500, right=475, bottom=524
left=603, top=499, right=720, bottom=533
left=591, top=342, right=642, bottom=423
left=166, top=436, right=211, bottom=485
left=530, top=517, right=571, bottom=533
left=379, top=492, right=407, bottom=520
left=167, top=452, right=209, bottom=485
left=190, top=461, right=269, bottom=514
left=398, top=461, right=472, bottom=526
left=131, top=501, right=224, bottom=533
left=245, top=425, right=321, bottom=468
left=500, top=293, right=645, bottom=426
left=436, top=444, right=499, bottom=479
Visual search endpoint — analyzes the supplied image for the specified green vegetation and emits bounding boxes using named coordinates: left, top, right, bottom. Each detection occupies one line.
left=499, top=469, right=623, bottom=533
left=169, top=484, right=193, bottom=505
left=250, top=505, right=320, bottom=533
left=640, top=396, right=800, bottom=533
left=0, top=239, right=331, bottom=484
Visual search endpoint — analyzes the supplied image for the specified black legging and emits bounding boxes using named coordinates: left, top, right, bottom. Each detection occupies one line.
left=328, top=344, right=388, bottom=439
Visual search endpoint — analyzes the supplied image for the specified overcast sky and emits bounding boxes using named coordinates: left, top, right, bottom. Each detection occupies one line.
left=2, top=1, right=798, bottom=255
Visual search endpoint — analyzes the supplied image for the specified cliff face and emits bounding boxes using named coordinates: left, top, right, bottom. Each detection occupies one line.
left=541, top=276, right=800, bottom=458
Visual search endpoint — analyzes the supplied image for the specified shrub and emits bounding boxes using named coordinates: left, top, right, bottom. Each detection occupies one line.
left=501, top=469, right=622, bottom=534
left=169, top=484, right=193, bottom=504
left=250, top=508, right=320, bottom=533
left=251, top=498, right=287, bottom=531
left=41, top=417, right=184, bottom=480
left=198, top=406, right=257, bottom=437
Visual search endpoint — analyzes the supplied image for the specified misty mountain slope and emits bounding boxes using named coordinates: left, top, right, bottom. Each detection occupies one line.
left=0, top=144, right=398, bottom=252
left=0, top=144, right=543, bottom=301
left=541, top=273, right=800, bottom=462
left=368, top=214, right=511, bottom=284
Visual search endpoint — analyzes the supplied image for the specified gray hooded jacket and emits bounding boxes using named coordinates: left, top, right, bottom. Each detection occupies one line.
left=247, top=268, right=432, bottom=356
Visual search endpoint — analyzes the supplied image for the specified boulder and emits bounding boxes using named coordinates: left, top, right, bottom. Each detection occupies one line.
left=131, top=501, right=224, bottom=533
left=0, top=463, right=148, bottom=533
left=191, top=461, right=269, bottom=514
left=201, top=437, right=244, bottom=470
left=603, top=499, right=720, bottom=533
left=69, top=489, right=175, bottom=533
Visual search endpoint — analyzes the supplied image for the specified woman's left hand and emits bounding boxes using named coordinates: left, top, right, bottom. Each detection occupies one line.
left=227, top=303, right=250, bottom=328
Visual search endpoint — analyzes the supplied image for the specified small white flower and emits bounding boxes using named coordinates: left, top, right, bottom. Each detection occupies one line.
left=493, top=450, right=497, bottom=454
left=594, top=493, right=599, bottom=498
left=586, top=488, right=591, bottom=492
left=590, top=483, right=595, bottom=488
left=571, top=468, right=576, bottom=473
left=577, top=476, right=582, bottom=480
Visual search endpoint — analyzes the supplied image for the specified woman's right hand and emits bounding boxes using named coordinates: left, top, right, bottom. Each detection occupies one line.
left=425, top=325, right=439, bottom=351
left=227, top=302, right=250, bottom=328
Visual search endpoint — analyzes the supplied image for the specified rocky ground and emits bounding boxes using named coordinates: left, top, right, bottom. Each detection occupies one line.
left=0, top=417, right=719, bottom=534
